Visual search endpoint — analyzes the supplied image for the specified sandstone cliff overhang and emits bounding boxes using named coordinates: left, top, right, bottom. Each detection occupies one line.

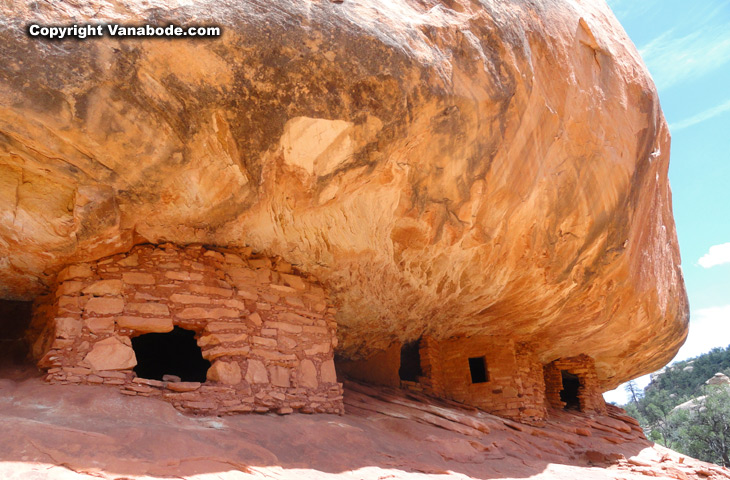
left=0, top=0, right=689, bottom=390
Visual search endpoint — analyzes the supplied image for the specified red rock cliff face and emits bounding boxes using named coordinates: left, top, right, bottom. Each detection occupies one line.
left=0, top=0, right=688, bottom=390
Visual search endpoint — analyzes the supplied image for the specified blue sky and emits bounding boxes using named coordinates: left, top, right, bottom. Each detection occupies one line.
left=603, top=0, right=730, bottom=403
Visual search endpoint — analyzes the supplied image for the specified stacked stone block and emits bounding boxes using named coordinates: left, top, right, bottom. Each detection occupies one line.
left=26, top=243, right=343, bottom=415
left=417, top=336, right=444, bottom=397
left=514, top=343, right=548, bottom=422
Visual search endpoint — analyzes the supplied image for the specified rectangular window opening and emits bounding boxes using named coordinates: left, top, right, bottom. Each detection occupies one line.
left=468, top=356, right=488, bottom=383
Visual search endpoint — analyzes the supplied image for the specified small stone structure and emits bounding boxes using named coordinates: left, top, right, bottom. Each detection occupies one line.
left=340, top=336, right=606, bottom=423
left=543, top=355, right=607, bottom=414
left=341, top=335, right=548, bottom=424
left=26, top=244, right=343, bottom=415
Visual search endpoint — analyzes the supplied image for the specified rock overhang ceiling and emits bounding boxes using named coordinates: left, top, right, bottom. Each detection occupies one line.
left=0, top=0, right=689, bottom=390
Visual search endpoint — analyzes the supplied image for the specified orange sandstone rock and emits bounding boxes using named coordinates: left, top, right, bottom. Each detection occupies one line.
left=0, top=0, right=688, bottom=390
left=116, top=316, right=174, bottom=333
left=207, top=360, right=242, bottom=385
left=84, top=297, right=125, bottom=316
left=82, top=280, right=124, bottom=297
left=84, top=337, right=137, bottom=371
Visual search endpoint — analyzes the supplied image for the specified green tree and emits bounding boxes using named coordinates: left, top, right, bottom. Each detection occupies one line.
left=625, top=380, right=642, bottom=407
left=617, top=345, right=730, bottom=461
left=640, top=389, right=675, bottom=445
left=667, top=385, right=730, bottom=467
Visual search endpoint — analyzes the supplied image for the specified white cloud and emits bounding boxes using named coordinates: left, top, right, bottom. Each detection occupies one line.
left=639, top=25, right=730, bottom=91
left=698, top=242, right=730, bottom=268
left=670, top=99, right=730, bottom=132
left=673, top=304, right=730, bottom=361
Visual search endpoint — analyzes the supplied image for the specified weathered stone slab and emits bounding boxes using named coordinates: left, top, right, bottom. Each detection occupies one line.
left=245, top=360, right=268, bottom=384
left=298, top=360, right=318, bottom=389
left=57, top=265, right=94, bottom=282
left=85, top=297, right=125, bottom=315
left=84, top=337, right=136, bottom=371
left=127, top=302, right=170, bottom=316
left=207, top=360, right=242, bottom=385
left=83, top=279, right=123, bottom=296
left=122, top=273, right=156, bottom=285
left=84, top=317, right=115, bottom=334
left=55, top=317, right=82, bottom=339
left=116, top=316, right=173, bottom=333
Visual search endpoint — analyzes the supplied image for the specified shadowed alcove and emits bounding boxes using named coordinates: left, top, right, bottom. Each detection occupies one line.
left=560, top=370, right=581, bottom=410
left=0, top=300, right=33, bottom=369
left=131, top=326, right=210, bottom=382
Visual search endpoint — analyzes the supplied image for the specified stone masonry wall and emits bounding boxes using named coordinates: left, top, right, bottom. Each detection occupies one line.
left=515, top=343, right=548, bottom=419
left=339, top=335, right=547, bottom=424
left=338, top=337, right=443, bottom=395
left=434, top=336, right=546, bottom=424
left=418, top=336, right=444, bottom=397
left=26, top=244, right=343, bottom=415
left=544, top=355, right=607, bottom=414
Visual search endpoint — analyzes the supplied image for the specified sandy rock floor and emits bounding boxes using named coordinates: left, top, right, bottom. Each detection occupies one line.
left=0, top=364, right=727, bottom=480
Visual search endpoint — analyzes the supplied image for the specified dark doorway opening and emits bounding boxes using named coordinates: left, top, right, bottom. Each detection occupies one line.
left=399, top=339, right=422, bottom=382
left=468, top=356, right=489, bottom=383
left=131, top=326, right=210, bottom=382
left=560, top=370, right=581, bottom=410
left=0, top=300, right=33, bottom=369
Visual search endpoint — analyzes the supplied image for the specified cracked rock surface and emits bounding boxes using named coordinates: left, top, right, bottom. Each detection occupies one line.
left=0, top=0, right=687, bottom=388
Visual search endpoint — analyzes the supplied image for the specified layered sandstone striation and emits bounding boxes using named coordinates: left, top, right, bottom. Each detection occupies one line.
left=0, top=0, right=688, bottom=390
left=1, top=375, right=729, bottom=480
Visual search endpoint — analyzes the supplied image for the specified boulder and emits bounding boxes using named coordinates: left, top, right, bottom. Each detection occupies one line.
left=84, top=336, right=136, bottom=371
left=0, top=0, right=688, bottom=389
left=207, top=360, right=243, bottom=385
left=706, top=373, right=730, bottom=386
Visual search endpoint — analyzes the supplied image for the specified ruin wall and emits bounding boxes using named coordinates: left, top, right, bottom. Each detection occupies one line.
left=26, top=244, right=343, bottom=415
left=544, top=355, right=607, bottom=414
left=435, top=336, right=547, bottom=424
left=340, top=335, right=548, bottom=424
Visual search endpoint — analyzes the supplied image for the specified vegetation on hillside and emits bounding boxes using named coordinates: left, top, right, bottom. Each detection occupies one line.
left=619, top=345, right=730, bottom=467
